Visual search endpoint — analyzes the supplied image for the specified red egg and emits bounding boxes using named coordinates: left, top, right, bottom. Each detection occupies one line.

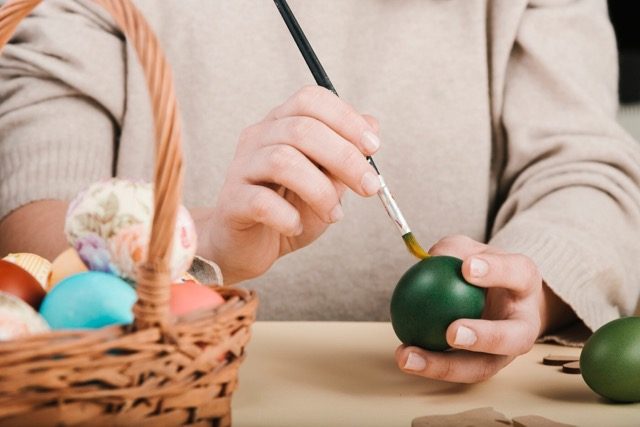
left=0, top=260, right=46, bottom=310
left=170, top=280, right=225, bottom=316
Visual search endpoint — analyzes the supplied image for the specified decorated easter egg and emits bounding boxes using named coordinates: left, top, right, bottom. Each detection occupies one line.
left=580, top=316, right=640, bottom=402
left=47, top=247, right=89, bottom=290
left=3, top=253, right=51, bottom=289
left=170, top=281, right=225, bottom=317
left=65, top=178, right=197, bottom=282
left=390, top=256, right=485, bottom=351
left=39, top=272, right=137, bottom=330
left=0, top=259, right=47, bottom=310
left=0, top=291, right=50, bottom=341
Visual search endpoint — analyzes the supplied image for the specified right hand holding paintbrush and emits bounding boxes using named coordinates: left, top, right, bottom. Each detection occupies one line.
left=199, top=86, right=382, bottom=284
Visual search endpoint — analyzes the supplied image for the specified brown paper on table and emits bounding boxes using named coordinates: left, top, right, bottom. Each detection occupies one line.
left=512, top=415, right=575, bottom=427
left=412, top=407, right=511, bottom=426
left=412, top=407, right=576, bottom=427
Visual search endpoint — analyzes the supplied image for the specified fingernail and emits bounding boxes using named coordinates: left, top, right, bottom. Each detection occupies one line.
left=454, top=325, right=477, bottom=347
left=361, top=130, right=380, bottom=153
left=361, top=172, right=381, bottom=195
left=403, top=352, right=426, bottom=371
left=329, top=204, right=344, bottom=223
left=470, top=258, right=489, bottom=278
left=295, top=222, right=304, bottom=236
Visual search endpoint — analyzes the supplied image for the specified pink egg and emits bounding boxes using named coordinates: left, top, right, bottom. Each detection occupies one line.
left=170, top=281, right=224, bottom=317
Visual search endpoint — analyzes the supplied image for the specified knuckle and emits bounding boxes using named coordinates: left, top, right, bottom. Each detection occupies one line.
left=282, top=210, right=300, bottom=231
left=293, top=85, right=324, bottom=111
left=314, top=183, right=338, bottom=206
left=267, top=145, right=300, bottom=172
left=286, top=116, right=316, bottom=141
left=337, top=146, right=365, bottom=172
left=431, top=359, right=455, bottom=381
left=483, top=328, right=503, bottom=352
left=518, top=338, right=535, bottom=356
left=334, top=103, right=363, bottom=135
left=519, top=325, right=538, bottom=355
left=514, top=254, right=542, bottom=291
left=238, top=125, right=257, bottom=148
left=444, top=234, right=472, bottom=247
left=430, top=234, right=468, bottom=254
left=474, top=360, right=497, bottom=382
left=362, top=114, right=379, bottom=133
left=250, top=191, right=271, bottom=223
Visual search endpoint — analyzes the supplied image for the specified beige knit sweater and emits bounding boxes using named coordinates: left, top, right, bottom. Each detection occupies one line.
left=1, top=0, right=639, bottom=328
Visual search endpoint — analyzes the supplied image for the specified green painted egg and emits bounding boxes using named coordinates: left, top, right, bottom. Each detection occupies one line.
left=580, top=316, right=640, bottom=403
left=390, top=256, right=485, bottom=351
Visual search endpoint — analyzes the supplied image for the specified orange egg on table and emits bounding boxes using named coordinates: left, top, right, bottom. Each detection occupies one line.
left=170, top=281, right=224, bottom=316
left=0, top=260, right=46, bottom=310
left=2, top=253, right=51, bottom=290
left=47, top=248, right=88, bottom=291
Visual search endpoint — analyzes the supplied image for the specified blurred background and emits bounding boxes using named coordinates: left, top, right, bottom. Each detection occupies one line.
left=608, top=1, right=640, bottom=141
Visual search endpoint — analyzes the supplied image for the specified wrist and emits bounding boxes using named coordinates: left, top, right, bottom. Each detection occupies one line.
left=189, top=206, right=247, bottom=285
left=190, top=206, right=216, bottom=261
left=539, top=281, right=577, bottom=336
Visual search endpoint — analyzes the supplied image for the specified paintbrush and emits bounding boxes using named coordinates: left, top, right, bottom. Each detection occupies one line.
left=273, top=0, right=428, bottom=260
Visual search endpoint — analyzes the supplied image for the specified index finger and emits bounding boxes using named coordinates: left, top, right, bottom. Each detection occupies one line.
left=428, top=234, right=489, bottom=259
left=265, top=86, right=380, bottom=156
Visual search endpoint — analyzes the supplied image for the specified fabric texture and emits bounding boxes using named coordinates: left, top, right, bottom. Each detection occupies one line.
left=1, top=0, right=639, bottom=329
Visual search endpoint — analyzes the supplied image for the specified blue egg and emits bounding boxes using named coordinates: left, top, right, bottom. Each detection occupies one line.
left=39, top=271, right=137, bottom=330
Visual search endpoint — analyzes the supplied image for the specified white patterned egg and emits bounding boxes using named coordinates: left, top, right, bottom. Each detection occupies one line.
left=0, top=291, right=50, bottom=341
left=65, top=178, right=197, bottom=282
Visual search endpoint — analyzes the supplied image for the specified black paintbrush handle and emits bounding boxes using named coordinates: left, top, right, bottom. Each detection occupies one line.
left=273, top=0, right=380, bottom=173
left=273, top=0, right=337, bottom=95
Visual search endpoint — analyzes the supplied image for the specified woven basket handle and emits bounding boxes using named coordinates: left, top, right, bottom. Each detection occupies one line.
left=0, top=0, right=183, bottom=330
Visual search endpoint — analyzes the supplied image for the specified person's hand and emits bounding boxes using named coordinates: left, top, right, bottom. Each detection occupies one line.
left=394, top=235, right=569, bottom=383
left=198, top=86, right=381, bottom=284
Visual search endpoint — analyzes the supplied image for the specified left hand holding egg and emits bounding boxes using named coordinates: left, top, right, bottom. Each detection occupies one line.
left=395, top=235, right=549, bottom=383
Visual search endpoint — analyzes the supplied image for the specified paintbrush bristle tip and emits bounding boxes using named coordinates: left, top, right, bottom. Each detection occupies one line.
left=402, top=233, right=429, bottom=260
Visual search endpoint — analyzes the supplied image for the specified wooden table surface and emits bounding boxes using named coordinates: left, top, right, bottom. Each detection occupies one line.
left=232, top=321, right=639, bottom=427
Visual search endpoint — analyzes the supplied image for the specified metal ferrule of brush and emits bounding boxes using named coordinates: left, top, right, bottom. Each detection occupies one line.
left=376, top=175, right=411, bottom=235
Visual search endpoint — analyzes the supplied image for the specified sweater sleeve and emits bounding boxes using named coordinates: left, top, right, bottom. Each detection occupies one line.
left=488, top=0, right=640, bottom=331
left=0, top=0, right=125, bottom=220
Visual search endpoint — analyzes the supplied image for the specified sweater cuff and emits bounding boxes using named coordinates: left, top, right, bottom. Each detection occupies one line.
left=0, top=131, right=113, bottom=219
left=489, top=220, right=620, bottom=333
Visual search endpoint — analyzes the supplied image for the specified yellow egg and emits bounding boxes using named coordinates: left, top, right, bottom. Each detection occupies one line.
left=2, top=253, right=51, bottom=290
left=47, top=248, right=88, bottom=291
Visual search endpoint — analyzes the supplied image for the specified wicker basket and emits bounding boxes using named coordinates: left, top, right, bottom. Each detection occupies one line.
left=0, top=0, right=258, bottom=425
